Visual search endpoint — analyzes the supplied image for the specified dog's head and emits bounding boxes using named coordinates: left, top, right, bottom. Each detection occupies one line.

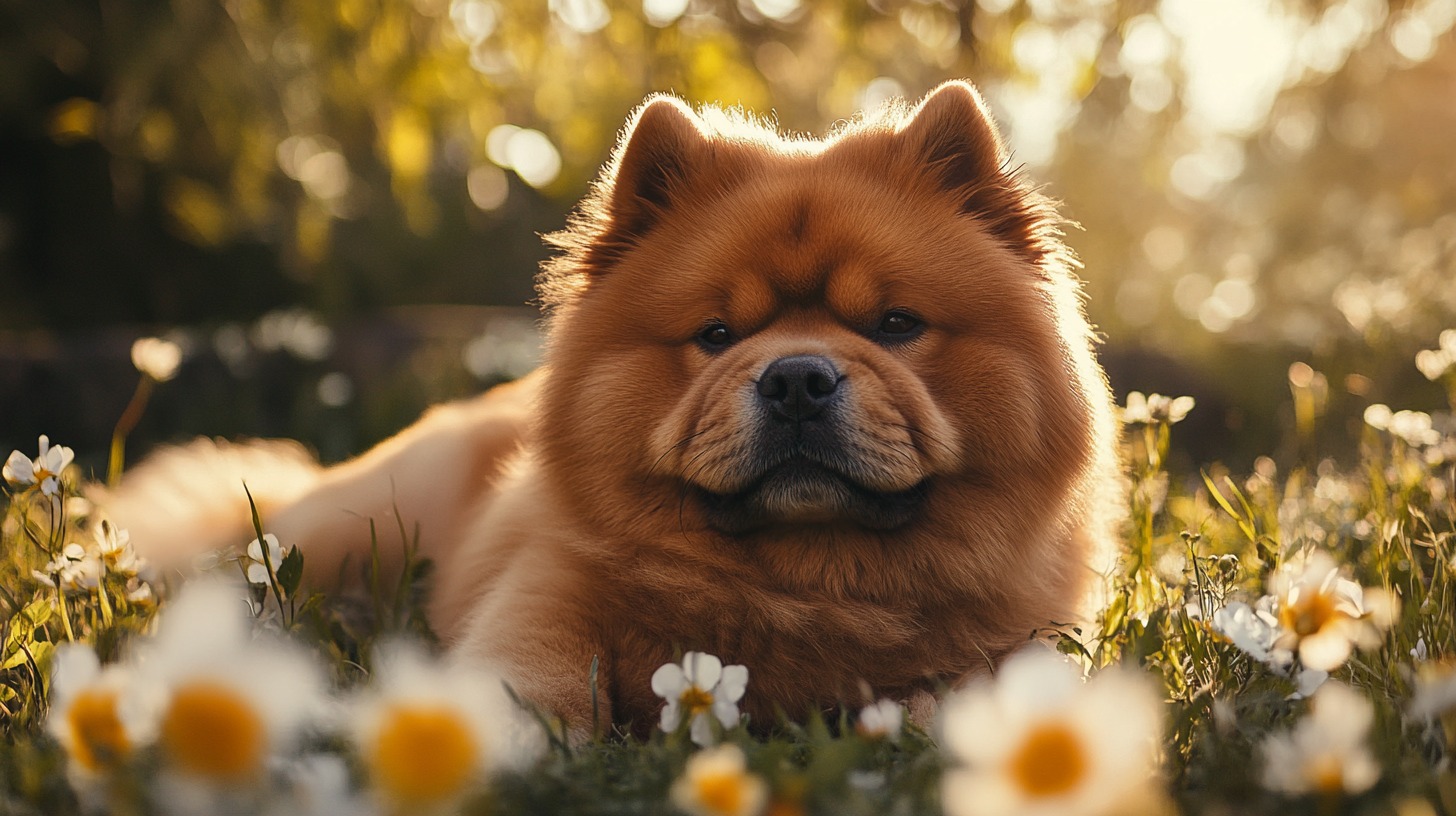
left=536, top=82, right=1111, bottom=560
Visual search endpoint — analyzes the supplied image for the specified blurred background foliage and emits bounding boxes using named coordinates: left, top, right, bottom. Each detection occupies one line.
left=0, top=0, right=1453, bottom=469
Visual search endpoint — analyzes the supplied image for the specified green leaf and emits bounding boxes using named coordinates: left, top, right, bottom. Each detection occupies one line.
left=3, top=597, right=55, bottom=663
left=275, top=545, right=305, bottom=597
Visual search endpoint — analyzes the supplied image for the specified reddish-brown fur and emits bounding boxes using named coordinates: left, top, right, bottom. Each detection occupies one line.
left=109, top=81, right=1122, bottom=738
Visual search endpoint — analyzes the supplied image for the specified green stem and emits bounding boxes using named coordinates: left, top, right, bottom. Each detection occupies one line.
left=108, top=375, right=155, bottom=487
left=54, top=586, right=75, bottom=643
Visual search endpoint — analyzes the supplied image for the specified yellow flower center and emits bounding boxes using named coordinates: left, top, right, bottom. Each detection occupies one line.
left=694, top=769, right=749, bottom=816
left=160, top=681, right=267, bottom=780
left=680, top=685, right=715, bottom=717
left=66, top=688, right=130, bottom=771
left=1281, top=591, right=1341, bottom=637
left=1309, top=755, right=1345, bottom=795
left=369, top=704, right=480, bottom=803
left=1008, top=721, right=1088, bottom=797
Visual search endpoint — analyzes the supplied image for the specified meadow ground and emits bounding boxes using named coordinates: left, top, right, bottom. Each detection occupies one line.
left=1, top=358, right=1454, bottom=816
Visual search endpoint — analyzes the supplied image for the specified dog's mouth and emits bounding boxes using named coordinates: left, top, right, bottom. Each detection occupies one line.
left=696, top=456, right=926, bottom=534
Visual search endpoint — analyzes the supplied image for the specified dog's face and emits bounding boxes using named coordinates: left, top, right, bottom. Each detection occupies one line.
left=537, top=83, right=1107, bottom=564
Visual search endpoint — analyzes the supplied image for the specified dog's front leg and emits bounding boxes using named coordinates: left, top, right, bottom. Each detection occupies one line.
left=450, top=565, right=610, bottom=745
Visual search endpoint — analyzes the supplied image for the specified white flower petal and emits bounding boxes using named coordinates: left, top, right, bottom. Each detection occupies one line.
left=49, top=643, right=103, bottom=706
left=1292, top=668, right=1329, bottom=699
left=942, top=767, right=1022, bottom=816
left=683, top=652, right=722, bottom=690
left=659, top=699, right=682, bottom=732
left=1299, top=630, right=1353, bottom=672
left=688, top=711, right=715, bottom=747
left=717, top=664, right=748, bottom=703
left=994, top=647, right=1082, bottom=715
left=651, top=663, right=687, bottom=699
left=247, top=563, right=271, bottom=586
left=3, top=450, right=34, bottom=484
left=711, top=696, right=740, bottom=729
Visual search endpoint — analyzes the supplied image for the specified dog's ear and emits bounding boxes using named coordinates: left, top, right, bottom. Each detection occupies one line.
left=898, top=81, right=1008, bottom=195
left=897, top=81, right=1060, bottom=265
left=585, top=96, right=708, bottom=271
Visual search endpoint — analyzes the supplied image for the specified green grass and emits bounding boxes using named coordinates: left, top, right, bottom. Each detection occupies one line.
left=1, top=390, right=1454, bottom=815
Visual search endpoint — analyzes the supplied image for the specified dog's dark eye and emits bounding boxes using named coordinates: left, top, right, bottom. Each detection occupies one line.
left=874, top=310, right=923, bottom=342
left=697, top=322, right=733, bottom=350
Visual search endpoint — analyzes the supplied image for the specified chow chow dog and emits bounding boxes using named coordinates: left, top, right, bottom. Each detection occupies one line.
left=109, top=80, right=1122, bottom=737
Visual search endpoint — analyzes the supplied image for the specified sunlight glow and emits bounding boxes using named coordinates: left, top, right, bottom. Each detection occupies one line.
left=449, top=0, right=498, bottom=45
left=551, top=0, right=610, bottom=35
left=745, top=0, right=802, bottom=23
left=1161, top=0, right=1297, bottom=135
left=643, top=0, right=690, bottom=27
left=467, top=164, right=509, bottom=210
left=502, top=129, right=561, bottom=188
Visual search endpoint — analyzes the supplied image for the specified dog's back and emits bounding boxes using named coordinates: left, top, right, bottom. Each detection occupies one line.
left=105, top=370, right=542, bottom=592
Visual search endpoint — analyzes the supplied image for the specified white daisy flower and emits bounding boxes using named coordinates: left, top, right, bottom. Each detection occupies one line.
left=1261, top=681, right=1381, bottom=797
left=856, top=699, right=904, bottom=741
left=33, top=543, right=101, bottom=592
left=130, top=336, right=184, bottom=382
left=1209, top=600, right=1328, bottom=698
left=651, top=652, right=749, bottom=747
left=4, top=435, right=75, bottom=496
left=244, top=533, right=285, bottom=587
left=125, top=578, right=156, bottom=607
left=1268, top=551, right=1393, bottom=672
left=350, top=641, right=543, bottom=807
left=137, top=581, right=326, bottom=784
left=939, top=647, right=1163, bottom=816
left=93, top=519, right=144, bottom=577
left=668, top=743, right=768, bottom=816
left=1211, top=601, right=1281, bottom=663
left=46, top=643, right=159, bottom=777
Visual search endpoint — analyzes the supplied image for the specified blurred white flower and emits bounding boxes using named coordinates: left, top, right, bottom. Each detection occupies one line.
left=652, top=652, right=749, bottom=747
left=45, top=643, right=159, bottom=777
left=1211, top=601, right=1280, bottom=663
left=244, top=534, right=285, bottom=587
left=130, top=336, right=183, bottom=382
left=1414, top=329, right=1456, bottom=381
left=856, top=699, right=904, bottom=741
left=1267, top=551, right=1394, bottom=672
left=1292, top=668, right=1330, bottom=700
left=857, top=698, right=904, bottom=741
left=1409, top=664, right=1456, bottom=721
left=1261, top=682, right=1380, bottom=796
left=267, top=753, right=376, bottom=816
left=1209, top=600, right=1328, bottom=698
left=351, top=641, right=543, bottom=807
left=137, top=581, right=326, bottom=784
left=1363, top=404, right=1443, bottom=447
left=1120, top=392, right=1196, bottom=426
left=4, top=435, right=75, bottom=496
left=668, top=743, right=768, bottom=816
left=939, top=647, right=1163, bottom=816
left=125, top=577, right=156, bottom=606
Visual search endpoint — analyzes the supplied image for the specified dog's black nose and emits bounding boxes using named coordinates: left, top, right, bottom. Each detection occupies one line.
left=756, top=355, right=842, bottom=421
